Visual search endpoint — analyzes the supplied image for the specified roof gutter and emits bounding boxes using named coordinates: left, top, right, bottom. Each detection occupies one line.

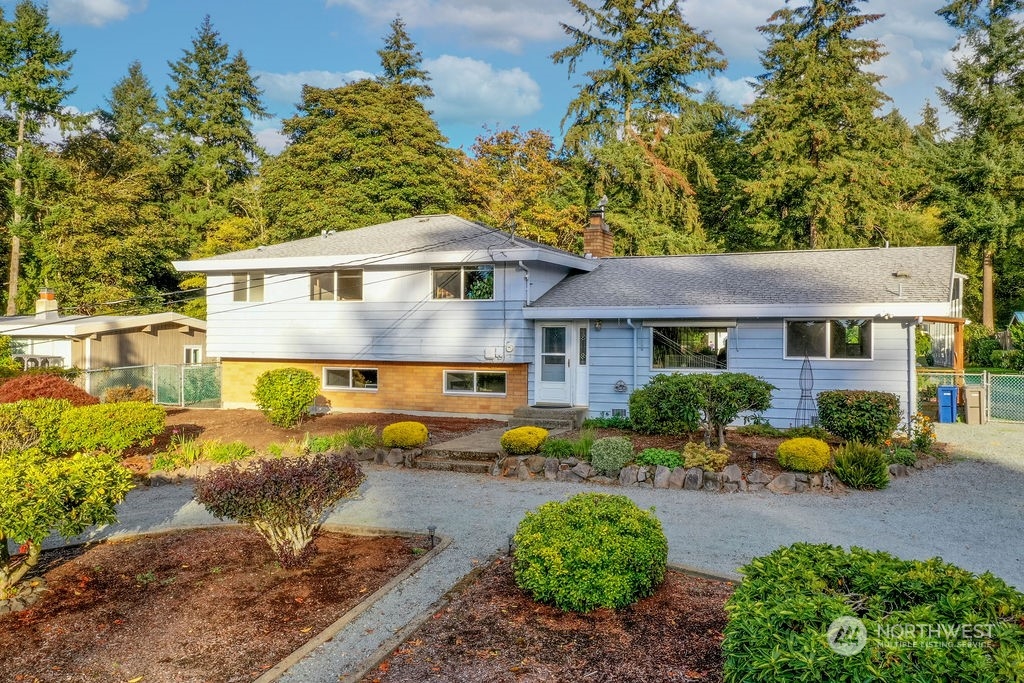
left=517, top=261, right=531, bottom=305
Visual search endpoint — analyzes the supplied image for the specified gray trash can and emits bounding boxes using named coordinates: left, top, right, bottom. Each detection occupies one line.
left=965, top=388, right=987, bottom=425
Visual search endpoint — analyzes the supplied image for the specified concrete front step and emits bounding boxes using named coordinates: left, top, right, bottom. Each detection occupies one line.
left=507, top=417, right=575, bottom=430
left=414, top=457, right=493, bottom=474
left=511, top=405, right=588, bottom=429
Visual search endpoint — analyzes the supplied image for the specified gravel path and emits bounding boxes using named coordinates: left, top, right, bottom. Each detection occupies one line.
left=84, top=421, right=1024, bottom=682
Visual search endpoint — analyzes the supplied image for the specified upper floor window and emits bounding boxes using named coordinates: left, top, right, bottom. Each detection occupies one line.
left=432, top=265, right=494, bottom=300
left=232, top=272, right=264, bottom=303
left=785, top=319, right=872, bottom=360
left=652, top=327, right=728, bottom=370
left=311, top=269, right=363, bottom=301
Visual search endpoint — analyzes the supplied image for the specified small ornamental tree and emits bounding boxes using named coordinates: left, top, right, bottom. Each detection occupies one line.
left=1, top=452, right=134, bottom=597
left=193, top=453, right=365, bottom=567
left=691, top=373, right=775, bottom=448
left=252, top=368, right=320, bottom=428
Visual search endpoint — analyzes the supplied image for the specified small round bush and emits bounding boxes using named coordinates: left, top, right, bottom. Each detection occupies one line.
left=513, top=493, right=668, bottom=612
left=682, top=442, right=730, bottom=471
left=776, top=437, right=830, bottom=472
left=252, top=368, right=320, bottom=428
left=832, top=442, right=889, bottom=490
left=500, top=426, right=548, bottom=455
left=635, top=447, right=683, bottom=470
left=887, top=447, right=917, bottom=466
left=589, top=436, right=634, bottom=474
left=382, top=421, right=429, bottom=448
left=817, top=390, right=901, bottom=445
left=0, top=373, right=98, bottom=406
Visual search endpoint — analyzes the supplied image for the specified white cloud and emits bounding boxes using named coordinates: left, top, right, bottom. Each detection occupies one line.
left=256, top=125, right=289, bottom=156
left=48, top=0, right=145, bottom=27
left=255, top=70, right=374, bottom=106
left=706, top=75, right=756, bottom=108
left=328, top=0, right=574, bottom=52
left=425, top=55, right=541, bottom=125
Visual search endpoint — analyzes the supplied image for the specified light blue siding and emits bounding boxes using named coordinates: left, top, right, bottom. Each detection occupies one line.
left=583, top=319, right=914, bottom=427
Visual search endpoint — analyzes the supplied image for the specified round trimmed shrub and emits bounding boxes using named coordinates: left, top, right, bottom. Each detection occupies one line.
left=252, top=368, right=320, bottom=428
left=776, top=437, right=830, bottom=472
left=832, top=442, right=889, bottom=490
left=381, top=421, right=428, bottom=448
left=513, top=493, right=668, bottom=612
left=723, top=543, right=1024, bottom=682
left=628, top=373, right=701, bottom=435
left=817, top=390, right=901, bottom=445
left=589, top=436, right=634, bottom=474
left=887, top=446, right=916, bottom=466
left=500, top=426, right=548, bottom=455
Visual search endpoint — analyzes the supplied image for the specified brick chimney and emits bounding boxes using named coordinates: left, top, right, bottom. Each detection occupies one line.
left=584, top=206, right=613, bottom=258
left=35, top=288, right=59, bottom=320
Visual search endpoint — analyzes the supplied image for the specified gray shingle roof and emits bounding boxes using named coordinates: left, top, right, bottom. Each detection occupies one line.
left=190, top=214, right=570, bottom=262
left=530, top=246, right=957, bottom=308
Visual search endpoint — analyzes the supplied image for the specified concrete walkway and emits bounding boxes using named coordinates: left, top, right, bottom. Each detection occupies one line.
left=82, top=421, right=1024, bottom=682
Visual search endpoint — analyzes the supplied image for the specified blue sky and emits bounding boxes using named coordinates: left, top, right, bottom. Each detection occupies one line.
left=27, top=0, right=963, bottom=154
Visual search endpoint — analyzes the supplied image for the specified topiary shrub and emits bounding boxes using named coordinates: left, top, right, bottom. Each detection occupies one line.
left=0, top=398, right=72, bottom=455
left=723, top=543, right=1024, bottom=682
left=1, top=451, right=133, bottom=597
left=0, top=373, right=98, bottom=406
left=58, top=402, right=166, bottom=455
left=103, top=385, right=154, bottom=403
left=589, top=436, right=634, bottom=474
left=382, top=421, right=429, bottom=448
left=776, top=437, right=830, bottom=472
left=512, top=493, right=668, bottom=612
left=817, top=390, right=901, bottom=445
left=252, top=368, right=320, bottom=428
left=500, top=426, right=549, bottom=455
left=635, top=447, right=683, bottom=470
left=832, top=442, right=889, bottom=490
left=193, top=453, right=365, bottom=567
left=628, top=373, right=701, bottom=435
left=681, top=442, right=730, bottom=471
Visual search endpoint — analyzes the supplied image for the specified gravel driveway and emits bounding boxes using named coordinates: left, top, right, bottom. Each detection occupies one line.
left=90, top=421, right=1024, bottom=682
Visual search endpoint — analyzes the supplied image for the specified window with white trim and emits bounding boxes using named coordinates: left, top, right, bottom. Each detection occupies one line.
left=183, top=346, right=202, bottom=364
left=444, top=370, right=507, bottom=395
left=232, top=272, right=264, bottom=302
left=652, top=327, right=728, bottom=369
left=432, top=266, right=494, bottom=300
left=785, top=319, right=872, bottom=359
left=323, top=367, right=378, bottom=390
left=310, top=270, right=363, bottom=301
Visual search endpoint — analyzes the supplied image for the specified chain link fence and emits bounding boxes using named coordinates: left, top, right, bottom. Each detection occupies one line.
left=990, top=374, right=1024, bottom=422
left=82, top=363, right=221, bottom=407
left=917, top=370, right=1024, bottom=423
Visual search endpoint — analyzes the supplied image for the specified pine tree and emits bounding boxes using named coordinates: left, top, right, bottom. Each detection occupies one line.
left=99, top=61, right=162, bottom=151
left=0, top=0, right=75, bottom=315
left=935, top=0, right=1024, bottom=329
left=376, top=15, right=432, bottom=99
left=552, top=0, right=726, bottom=254
left=742, top=0, right=924, bottom=250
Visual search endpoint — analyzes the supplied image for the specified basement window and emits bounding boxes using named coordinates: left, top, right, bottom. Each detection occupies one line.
left=444, top=370, right=506, bottom=395
left=323, top=367, right=378, bottom=390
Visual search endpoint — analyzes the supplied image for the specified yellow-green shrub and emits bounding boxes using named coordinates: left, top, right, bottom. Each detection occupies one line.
left=382, top=421, right=429, bottom=448
left=776, top=437, right=830, bottom=472
left=682, top=442, right=730, bottom=471
left=500, top=426, right=548, bottom=455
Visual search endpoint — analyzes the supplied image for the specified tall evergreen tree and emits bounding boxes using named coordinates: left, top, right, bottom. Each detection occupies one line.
left=935, top=0, right=1024, bottom=329
left=99, top=61, right=162, bottom=151
left=553, top=0, right=726, bottom=254
left=0, top=0, right=74, bottom=315
left=376, top=15, right=432, bottom=99
left=260, top=80, right=457, bottom=241
left=742, top=0, right=923, bottom=250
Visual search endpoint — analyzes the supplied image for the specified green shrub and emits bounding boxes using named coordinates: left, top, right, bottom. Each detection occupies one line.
left=635, top=447, right=683, bottom=470
left=500, top=426, right=549, bottom=455
left=681, top=442, right=730, bottom=471
left=541, top=438, right=575, bottom=458
left=58, top=402, right=166, bottom=454
left=735, top=423, right=784, bottom=437
left=571, top=427, right=597, bottom=459
left=343, top=425, right=380, bottom=449
left=252, top=368, right=320, bottom=428
left=305, top=434, right=335, bottom=454
left=152, top=431, right=205, bottom=471
left=832, top=442, right=889, bottom=490
left=206, top=440, right=256, bottom=463
left=628, top=373, right=701, bottom=435
left=193, top=453, right=365, bottom=567
left=382, top=421, right=429, bottom=448
left=513, top=493, right=668, bottom=612
left=991, top=349, right=1024, bottom=371
left=1, top=451, right=133, bottom=597
left=785, top=425, right=830, bottom=440
left=103, top=385, right=154, bottom=403
left=723, top=543, right=1024, bottom=683
left=817, top=390, right=901, bottom=445
left=776, top=437, right=830, bottom=472
left=966, top=333, right=1001, bottom=367
left=0, top=398, right=72, bottom=455
left=589, top=436, right=634, bottom=474
left=886, top=446, right=917, bottom=466
left=582, top=415, right=632, bottom=429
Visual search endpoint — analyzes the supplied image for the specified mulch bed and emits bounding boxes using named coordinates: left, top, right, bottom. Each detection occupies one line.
left=2, top=527, right=428, bottom=682
left=363, top=557, right=734, bottom=683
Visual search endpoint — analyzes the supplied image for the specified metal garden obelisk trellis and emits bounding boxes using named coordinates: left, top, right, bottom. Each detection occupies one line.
left=794, top=356, right=817, bottom=426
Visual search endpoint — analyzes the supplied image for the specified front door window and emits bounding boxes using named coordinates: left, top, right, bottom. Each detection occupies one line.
left=541, top=326, right=566, bottom=382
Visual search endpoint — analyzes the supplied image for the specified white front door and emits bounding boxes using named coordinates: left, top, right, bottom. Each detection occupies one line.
left=535, top=322, right=590, bottom=406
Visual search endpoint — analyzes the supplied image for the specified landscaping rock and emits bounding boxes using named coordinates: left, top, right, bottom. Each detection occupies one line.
left=683, top=467, right=704, bottom=491
left=822, top=471, right=835, bottom=492
left=385, top=449, right=405, bottom=467
left=722, top=481, right=740, bottom=493
left=653, top=465, right=672, bottom=489
left=374, top=448, right=388, bottom=465
left=526, top=456, right=546, bottom=474
left=588, top=475, right=616, bottom=486
left=637, top=467, right=648, bottom=483
left=556, top=469, right=583, bottom=483
left=517, top=465, right=532, bottom=480
left=668, top=467, right=686, bottom=490
left=721, top=464, right=743, bottom=484
left=915, top=455, right=938, bottom=469
left=572, top=462, right=594, bottom=480
left=619, top=465, right=639, bottom=487
left=810, top=473, right=823, bottom=489
left=403, top=450, right=417, bottom=468
left=747, top=469, right=772, bottom=486
left=768, top=472, right=798, bottom=494
left=543, top=458, right=559, bottom=481
left=566, top=457, right=580, bottom=467
left=703, top=472, right=723, bottom=492
left=889, top=463, right=910, bottom=478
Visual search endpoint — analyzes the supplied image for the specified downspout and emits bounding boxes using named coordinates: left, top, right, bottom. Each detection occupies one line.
left=626, top=318, right=638, bottom=397
left=907, top=322, right=916, bottom=427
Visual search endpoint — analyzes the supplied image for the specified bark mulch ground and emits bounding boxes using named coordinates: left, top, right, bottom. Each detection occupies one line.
left=362, top=557, right=734, bottom=683
left=2, top=527, right=428, bottom=683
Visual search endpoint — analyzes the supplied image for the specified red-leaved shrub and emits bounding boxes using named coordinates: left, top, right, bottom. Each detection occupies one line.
left=0, top=374, right=98, bottom=406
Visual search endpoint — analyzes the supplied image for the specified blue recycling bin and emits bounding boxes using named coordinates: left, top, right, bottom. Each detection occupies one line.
left=937, top=385, right=959, bottom=423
